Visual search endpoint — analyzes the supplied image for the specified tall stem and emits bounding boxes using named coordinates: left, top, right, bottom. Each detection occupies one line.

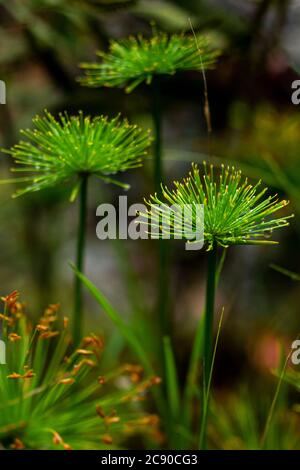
left=152, top=78, right=169, bottom=336
left=201, top=247, right=217, bottom=449
left=73, top=174, right=88, bottom=345
left=152, top=78, right=163, bottom=194
left=203, top=248, right=217, bottom=385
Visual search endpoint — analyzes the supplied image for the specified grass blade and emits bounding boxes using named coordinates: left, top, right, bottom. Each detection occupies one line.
left=260, top=345, right=293, bottom=449
left=71, top=264, right=152, bottom=374
left=163, top=336, right=180, bottom=420
left=199, top=307, right=224, bottom=449
left=270, top=263, right=300, bottom=281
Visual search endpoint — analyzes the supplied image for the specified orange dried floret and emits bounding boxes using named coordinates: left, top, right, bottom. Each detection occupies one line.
left=8, top=333, right=21, bottom=342
left=82, top=334, right=104, bottom=350
left=63, top=443, right=72, bottom=450
left=10, top=438, right=25, bottom=449
left=39, top=331, right=59, bottom=339
left=0, top=313, right=14, bottom=325
left=1, top=290, right=19, bottom=310
left=58, top=377, right=75, bottom=385
left=36, top=324, right=49, bottom=332
left=104, top=416, right=120, bottom=425
left=7, top=369, right=35, bottom=380
left=44, top=303, right=60, bottom=316
left=72, top=359, right=96, bottom=374
left=102, top=434, right=113, bottom=445
left=96, top=405, right=106, bottom=418
left=52, top=431, right=63, bottom=445
left=76, top=349, right=94, bottom=356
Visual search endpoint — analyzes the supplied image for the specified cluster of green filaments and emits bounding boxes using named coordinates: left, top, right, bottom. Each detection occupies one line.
left=142, top=163, right=292, bottom=250
left=79, top=31, right=218, bottom=93
left=2, top=111, right=151, bottom=198
left=0, top=292, right=160, bottom=450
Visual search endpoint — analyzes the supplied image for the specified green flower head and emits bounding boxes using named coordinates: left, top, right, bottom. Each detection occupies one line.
left=79, top=31, right=218, bottom=93
left=142, top=163, right=293, bottom=250
left=2, top=111, right=151, bottom=199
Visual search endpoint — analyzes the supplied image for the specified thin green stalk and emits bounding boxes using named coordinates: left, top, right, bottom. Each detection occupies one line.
left=203, top=248, right=217, bottom=388
left=200, top=247, right=217, bottom=450
left=71, top=266, right=167, bottom=418
left=199, top=308, right=224, bottom=449
left=152, top=78, right=169, bottom=337
left=152, top=78, right=163, bottom=194
left=163, top=336, right=180, bottom=419
left=260, top=345, right=293, bottom=449
left=163, top=335, right=181, bottom=446
left=180, top=249, right=226, bottom=448
left=73, top=174, right=88, bottom=345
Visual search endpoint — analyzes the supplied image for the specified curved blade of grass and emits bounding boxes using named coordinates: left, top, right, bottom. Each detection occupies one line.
left=199, top=307, right=224, bottom=449
left=71, top=264, right=166, bottom=414
left=163, top=336, right=180, bottom=420
left=260, top=341, right=295, bottom=449
left=270, top=263, right=300, bottom=281
left=71, top=264, right=152, bottom=373
left=181, top=249, right=226, bottom=440
left=263, top=153, right=300, bottom=210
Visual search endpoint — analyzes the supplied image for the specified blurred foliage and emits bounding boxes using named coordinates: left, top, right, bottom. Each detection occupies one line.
left=0, top=291, right=160, bottom=450
left=210, top=389, right=300, bottom=450
left=212, top=104, right=300, bottom=213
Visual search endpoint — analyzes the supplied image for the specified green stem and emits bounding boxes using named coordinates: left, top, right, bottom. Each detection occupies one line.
left=199, top=308, right=224, bottom=449
left=152, top=78, right=163, bottom=194
left=152, top=78, right=173, bottom=445
left=152, top=78, right=169, bottom=337
left=260, top=346, right=292, bottom=449
left=201, top=247, right=217, bottom=449
left=73, top=175, right=88, bottom=345
left=203, top=248, right=217, bottom=385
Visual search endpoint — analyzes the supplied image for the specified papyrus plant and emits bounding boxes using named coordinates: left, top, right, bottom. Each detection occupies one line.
left=0, top=291, right=160, bottom=450
left=1, top=111, right=151, bottom=344
left=141, top=162, right=292, bottom=448
left=79, top=29, right=218, bottom=335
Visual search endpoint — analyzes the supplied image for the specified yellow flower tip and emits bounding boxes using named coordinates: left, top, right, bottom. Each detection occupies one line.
left=98, top=375, right=106, bottom=385
left=8, top=333, right=22, bottom=342
left=10, top=438, right=25, bottom=450
left=96, top=405, right=106, bottom=418
left=104, top=416, right=121, bottom=425
left=39, top=331, right=59, bottom=340
left=150, top=376, right=162, bottom=385
left=52, top=431, right=63, bottom=445
left=63, top=443, right=72, bottom=451
left=76, top=349, right=94, bottom=356
left=36, top=324, right=49, bottom=332
left=102, top=434, right=113, bottom=445
left=58, top=377, right=75, bottom=385
left=8, top=369, right=35, bottom=380
left=52, top=431, right=72, bottom=450
left=7, top=372, right=22, bottom=379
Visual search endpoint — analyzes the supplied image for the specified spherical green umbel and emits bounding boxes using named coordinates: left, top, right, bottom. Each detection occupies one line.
left=143, top=162, right=293, bottom=250
left=79, top=31, right=219, bottom=93
left=2, top=110, right=152, bottom=199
